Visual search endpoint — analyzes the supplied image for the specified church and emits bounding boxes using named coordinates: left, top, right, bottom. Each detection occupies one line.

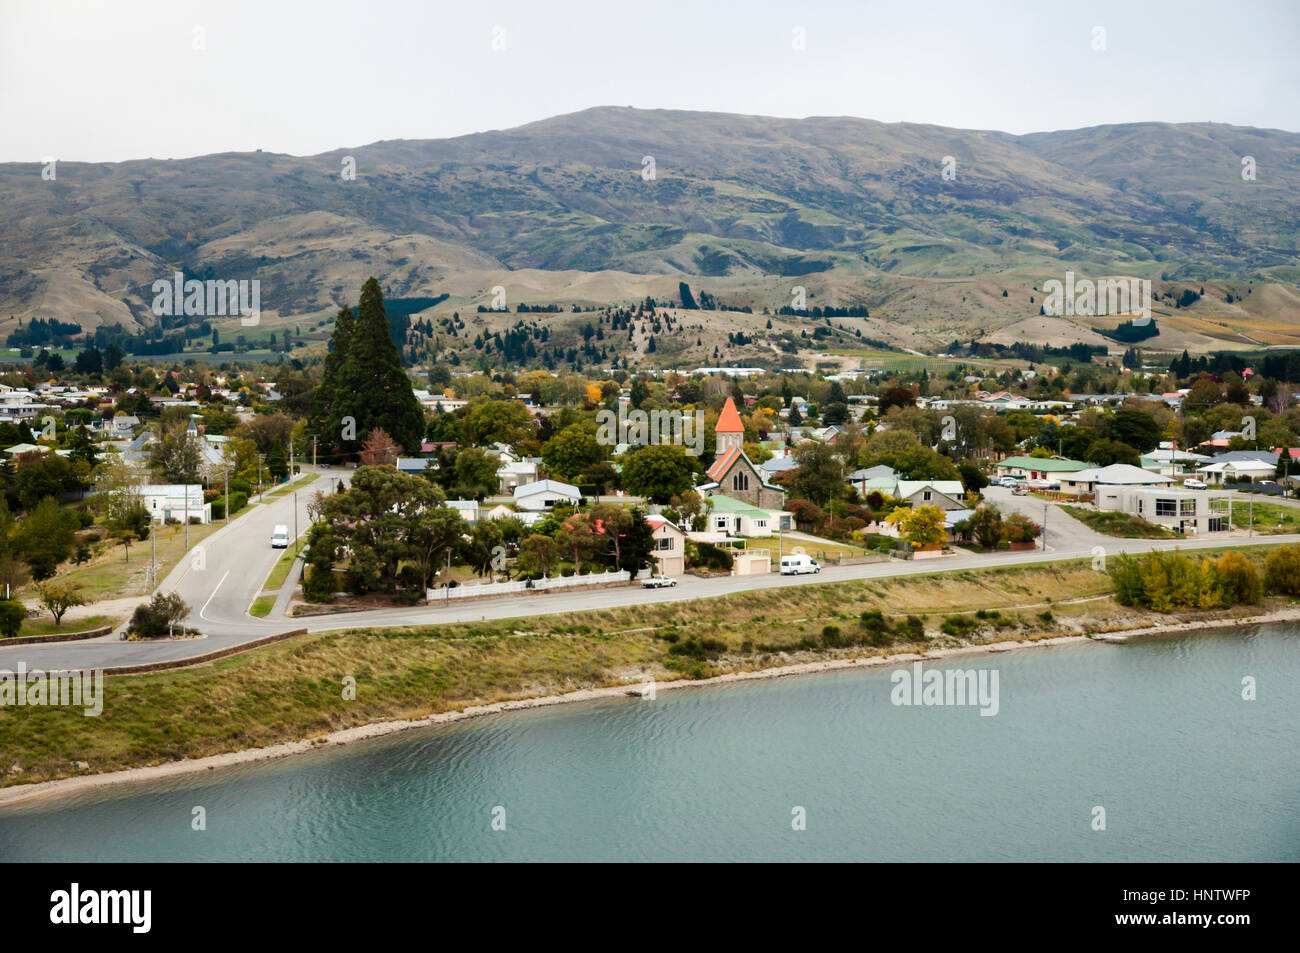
left=696, top=397, right=786, bottom=510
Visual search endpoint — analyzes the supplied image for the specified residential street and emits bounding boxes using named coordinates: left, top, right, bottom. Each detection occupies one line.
left=5, top=475, right=1299, bottom=673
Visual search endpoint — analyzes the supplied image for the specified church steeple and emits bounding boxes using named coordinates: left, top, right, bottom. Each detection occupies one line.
left=716, top=396, right=744, bottom=455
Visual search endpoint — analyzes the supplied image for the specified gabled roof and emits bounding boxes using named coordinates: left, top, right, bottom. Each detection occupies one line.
left=514, top=479, right=580, bottom=498
left=897, top=480, right=965, bottom=498
left=716, top=397, right=744, bottom=433
left=996, top=455, right=1089, bottom=473
left=1068, top=464, right=1172, bottom=485
left=706, top=445, right=744, bottom=483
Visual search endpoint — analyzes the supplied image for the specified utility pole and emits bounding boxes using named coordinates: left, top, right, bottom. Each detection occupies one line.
left=184, top=481, right=189, bottom=551
left=224, top=468, right=229, bottom=524
left=149, top=518, right=156, bottom=595
left=294, top=490, right=299, bottom=555
left=258, top=455, right=264, bottom=503
left=1042, top=502, right=1049, bottom=551
left=312, top=434, right=317, bottom=468
left=445, top=548, right=451, bottom=606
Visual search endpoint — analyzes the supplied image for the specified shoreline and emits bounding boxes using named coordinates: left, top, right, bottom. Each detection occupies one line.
left=2, top=606, right=1295, bottom=810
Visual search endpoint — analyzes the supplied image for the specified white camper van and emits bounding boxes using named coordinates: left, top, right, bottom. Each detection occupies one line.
left=271, top=524, right=290, bottom=549
left=779, top=554, right=820, bottom=576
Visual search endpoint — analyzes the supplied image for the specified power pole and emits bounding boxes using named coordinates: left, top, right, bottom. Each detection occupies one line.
left=258, top=455, right=264, bottom=503
left=224, top=468, right=229, bottom=524
left=149, top=518, right=156, bottom=595
left=312, top=434, right=317, bottom=468
left=184, top=481, right=189, bottom=551
left=294, top=490, right=299, bottom=555
left=445, top=548, right=451, bottom=606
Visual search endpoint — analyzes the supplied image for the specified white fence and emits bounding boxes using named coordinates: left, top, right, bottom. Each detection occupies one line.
left=428, top=569, right=632, bottom=602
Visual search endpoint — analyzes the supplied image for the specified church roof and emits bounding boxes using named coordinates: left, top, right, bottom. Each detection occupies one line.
left=707, top=446, right=744, bottom=483
left=716, top=397, right=744, bottom=433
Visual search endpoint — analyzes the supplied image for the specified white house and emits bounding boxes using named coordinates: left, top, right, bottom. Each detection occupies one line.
left=897, top=480, right=967, bottom=511
left=497, top=460, right=538, bottom=493
left=513, top=479, right=581, bottom=511
left=1095, top=486, right=1231, bottom=535
left=138, top=484, right=211, bottom=524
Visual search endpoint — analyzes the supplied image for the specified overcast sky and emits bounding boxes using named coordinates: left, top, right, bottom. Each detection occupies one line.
left=2, top=0, right=1297, bottom=162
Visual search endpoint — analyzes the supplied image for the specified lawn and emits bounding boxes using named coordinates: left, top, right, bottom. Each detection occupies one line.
left=261, top=546, right=302, bottom=593
left=1058, top=505, right=1176, bottom=539
left=745, top=535, right=867, bottom=558
left=27, top=521, right=223, bottom=602
left=249, top=595, right=275, bottom=618
left=1227, top=500, right=1300, bottom=534
left=13, top=614, right=121, bottom=638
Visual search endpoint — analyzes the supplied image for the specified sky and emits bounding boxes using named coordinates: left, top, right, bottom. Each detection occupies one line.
left=1, top=0, right=1297, bottom=162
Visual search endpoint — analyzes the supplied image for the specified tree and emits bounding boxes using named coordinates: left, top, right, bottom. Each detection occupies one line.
left=15, top=497, right=75, bottom=580
left=463, top=400, right=533, bottom=447
left=885, top=504, right=947, bottom=549
left=408, top=506, right=469, bottom=598
left=452, top=446, right=501, bottom=499
left=556, top=512, right=602, bottom=570
left=878, top=385, right=916, bottom=415
left=620, top=444, right=697, bottom=502
left=127, top=591, right=190, bottom=638
left=459, top=520, right=504, bottom=579
left=333, top=278, right=426, bottom=453
left=542, top=425, right=603, bottom=479
left=1265, top=544, right=1300, bottom=596
left=516, top=533, right=560, bottom=577
left=787, top=441, right=844, bottom=506
left=311, top=305, right=356, bottom=453
left=38, top=580, right=86, bottom=627
left=266, top=442, right=289, bottom=480
left=358, top=428, right=400, bottom=467
left=967, top=505, right=1005, bottom=550
left=149, top=421, right=203, bottom=484
left=1217, top=551, right=1261, bottom=605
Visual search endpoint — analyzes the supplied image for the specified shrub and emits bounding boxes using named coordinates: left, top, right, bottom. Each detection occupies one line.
left=0, top=599, right=26, bottom=638
left=941, top=614, right=977, bottom=637
left=1038, top=610, right=1054, bottom=623
left=895, top=615, right=926, bottom=641
left=127, top=591, right=191, bottom=638
left=210, top=498, right=225, bottom=520
left=1217, top=551, right=1261, bottom=605
left=229, top=478, right=251, bottom=495
left=302, top=562, right=335, bottom=602
left=1265, top=544, right=1300, bottom=596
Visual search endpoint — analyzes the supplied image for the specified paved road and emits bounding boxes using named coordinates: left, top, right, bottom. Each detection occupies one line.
left=6, top=473, right=1300, bottom=672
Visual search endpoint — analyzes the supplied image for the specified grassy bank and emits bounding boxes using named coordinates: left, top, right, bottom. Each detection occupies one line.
left=13, top=614, right=120, bottom=638
left=35, top=522, right=223, bottom=602
left=1058, top=505, right=1176, bottom=538
left=8, top=556, right=1287, bottom=788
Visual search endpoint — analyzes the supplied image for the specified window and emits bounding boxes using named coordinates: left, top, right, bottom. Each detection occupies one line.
left=1155, top=498, right=1177, bottom=516
left=656, top=537, right=673, bottom=551
left=922, top=490, right=932, bottom=501
left=1208, top=517, right=1226, bottom=532
left=1179, top=499, right=1196, bottom=516
left=733, top=472, right=749, bottom=492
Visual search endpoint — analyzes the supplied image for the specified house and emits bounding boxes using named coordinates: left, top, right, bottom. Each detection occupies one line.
left=513, top=479, right=581, bottom=511
left=396, top=457, right=435, bottom=474
left=138, top=484, right=211, bottom=524
left=896, top=480, right=967, bottom=511
left=845, top=465, right=898, bottom=495
left=1140, top=445, right=1211, bottom=478
left=445, top=499, right=479, bottom=526
left=703, top=494, right=792, bottom=537
left=497, top=459, right=538, bottom=493
left=1059, top=464, right=1175, bottom=496
left=645, top=515, right=687, bottom=576
left=108, top=414, right=140, bottom=436
left=482, top=503, right=518, bottom=522
left=1195, top=452, right=1278, bottom=486
left=697, top=397, right=785, bottom=510
left=759, top=449, right=797, bottom=480
left=1095, top=486, right=1231, bottom=535
left=993, top=455, right=1089, bottom=481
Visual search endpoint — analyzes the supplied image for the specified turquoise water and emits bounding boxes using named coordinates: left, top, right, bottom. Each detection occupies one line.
left=2, top=626, right=1298, bottom=861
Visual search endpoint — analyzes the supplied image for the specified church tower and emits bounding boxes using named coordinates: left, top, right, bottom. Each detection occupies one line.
left=716, top=396, right=744, bottom=455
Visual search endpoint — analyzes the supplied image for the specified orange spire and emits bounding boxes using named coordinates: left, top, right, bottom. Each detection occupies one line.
left=716, top=396, right=744, bottom=433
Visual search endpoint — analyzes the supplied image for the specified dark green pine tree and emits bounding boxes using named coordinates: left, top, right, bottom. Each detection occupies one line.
left=310, top=305, right=356, bottom=454
left=334, top=278, right=425, bottom=454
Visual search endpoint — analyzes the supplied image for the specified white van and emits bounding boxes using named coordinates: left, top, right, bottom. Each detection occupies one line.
left=780, top=554, right=820, bottom=575
left=271, top=524, right=290, bottom=549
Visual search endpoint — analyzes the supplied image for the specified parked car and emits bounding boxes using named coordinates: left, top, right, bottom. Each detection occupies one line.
left=1183, top=478, right=1208, bottom=490
left=780, top=554, right=821, bottom=575
left=641, top=575, right=677, bottom=589
left=1012, top=484, right=1029, bottom=496
left=1027, top=478, right=1056, bottom=490
left=271, top=524, right=290, bottom=548
left=998, top=476, right=1023, bottom=488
